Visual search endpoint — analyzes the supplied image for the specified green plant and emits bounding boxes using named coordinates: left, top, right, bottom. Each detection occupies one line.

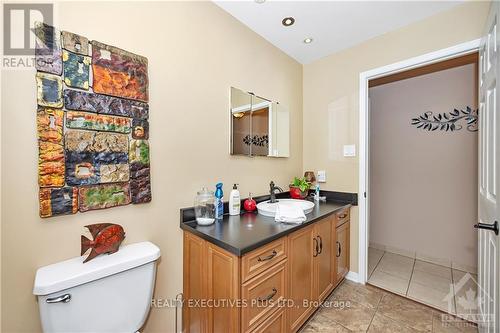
left=290, top=177, right=311, bottom=192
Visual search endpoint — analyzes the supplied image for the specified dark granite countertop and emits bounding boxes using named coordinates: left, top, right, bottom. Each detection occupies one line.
left=180, top=191, right=356, bottom=256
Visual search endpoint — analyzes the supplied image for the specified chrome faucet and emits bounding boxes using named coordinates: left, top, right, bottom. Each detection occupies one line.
left=269, top=181, right=283, bottom=203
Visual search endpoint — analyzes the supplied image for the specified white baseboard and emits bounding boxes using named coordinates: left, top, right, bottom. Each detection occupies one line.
left=415, top=252, right=452, bottom=268
left=369, top=242, right=386, bottom=251
left=452, top=262, right=477, bottom=274
left=345, top=271, right=361, bottom=283
left=369, top=244, right=477, bottom=273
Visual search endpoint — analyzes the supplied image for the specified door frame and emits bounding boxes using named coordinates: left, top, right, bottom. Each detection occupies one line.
left=357, top=39, right=481, bottom=284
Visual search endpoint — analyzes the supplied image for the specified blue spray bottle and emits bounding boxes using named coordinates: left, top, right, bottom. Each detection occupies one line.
left=215, top=183, right=224, bottom=219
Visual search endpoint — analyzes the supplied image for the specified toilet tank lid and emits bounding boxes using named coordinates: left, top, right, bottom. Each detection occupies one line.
left=33, top=241, right=160, bottom=296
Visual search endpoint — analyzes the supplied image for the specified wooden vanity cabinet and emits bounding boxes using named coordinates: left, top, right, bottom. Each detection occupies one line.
left=183, top=232, right=240, bottom=333
left=288, top=217, right=336, bottom=332
left=335, top=214, right=350, bottom=284
left=183, top=206, right=350, bottom=333
left=314, top=217, right=335, bottom=302
left=287, top=226, right=315, bottom=332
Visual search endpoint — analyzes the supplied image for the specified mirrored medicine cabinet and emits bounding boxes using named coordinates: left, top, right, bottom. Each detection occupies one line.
left=230, top=87, right=290, bottom=157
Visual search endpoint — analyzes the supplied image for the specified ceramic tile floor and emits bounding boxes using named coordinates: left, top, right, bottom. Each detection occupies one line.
left=300, top=279, right=478, bottom=332
left=367, top=248, right=480, bottom=323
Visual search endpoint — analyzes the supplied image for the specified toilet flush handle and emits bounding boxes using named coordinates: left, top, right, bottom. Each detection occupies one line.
left=46, top=293, right=71, bottom=304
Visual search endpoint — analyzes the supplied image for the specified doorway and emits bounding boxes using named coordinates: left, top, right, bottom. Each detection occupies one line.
left=358, top=40, right=481, bottom=320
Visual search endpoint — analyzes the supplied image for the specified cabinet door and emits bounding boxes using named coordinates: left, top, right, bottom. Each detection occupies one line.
left=183, top=232, right=207, bottom=333
left=288, top=226, right=315, bottom=332
left=336, top=221, right=350, bottom=283
left=314, top=217, right=334, bottom=302
left=206, top=243, right=240, bottom=333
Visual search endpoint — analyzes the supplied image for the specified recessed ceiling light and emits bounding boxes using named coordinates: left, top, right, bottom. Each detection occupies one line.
left=303, top=37, right=313, bottom=44
left=254, top=0, right=266, bottom=3
left=282, top=17, right=295, bottom=27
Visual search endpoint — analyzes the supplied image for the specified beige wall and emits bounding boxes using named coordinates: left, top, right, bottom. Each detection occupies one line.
left=303, top=1, right=489, bottom=274
left=1, top=2, right=303, bottom=332
left=369, top=64, right=478, bottom=270
left=1, top=1, right=493, bottom=331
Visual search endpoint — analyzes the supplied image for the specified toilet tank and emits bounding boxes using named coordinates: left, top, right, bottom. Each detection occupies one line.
left=33, top=242, right=160, bottom=333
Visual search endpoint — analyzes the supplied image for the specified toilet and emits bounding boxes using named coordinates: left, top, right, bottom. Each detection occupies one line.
left=33, top=241, right=160, bottom=333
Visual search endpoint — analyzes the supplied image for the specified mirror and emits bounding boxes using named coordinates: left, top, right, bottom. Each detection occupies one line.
left=230, top=87, right=289, bottom=157
left=230, top=87, right=252, bottom=156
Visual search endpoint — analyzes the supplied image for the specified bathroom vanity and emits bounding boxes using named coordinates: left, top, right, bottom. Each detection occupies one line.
left=180, top=194, right=353, bottom=333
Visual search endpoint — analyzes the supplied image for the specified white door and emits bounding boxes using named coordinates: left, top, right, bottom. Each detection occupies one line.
left=477, top=2, right=500, bottom=332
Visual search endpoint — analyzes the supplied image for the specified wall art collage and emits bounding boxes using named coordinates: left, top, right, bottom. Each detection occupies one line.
left=35, top=22, right=151, bottom=218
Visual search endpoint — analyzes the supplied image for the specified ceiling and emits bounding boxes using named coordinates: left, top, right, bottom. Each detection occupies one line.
left=214, top=1, right=462, bottom=64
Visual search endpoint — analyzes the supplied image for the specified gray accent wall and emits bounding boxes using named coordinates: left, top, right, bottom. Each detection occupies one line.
left=369, top=63, right=478, bottom=270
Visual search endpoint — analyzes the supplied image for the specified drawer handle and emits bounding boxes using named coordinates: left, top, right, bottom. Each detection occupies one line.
left=46, top=293, right=71, bottom=304
left=313, top=237, right=319, bottom=257
left=317, top=235, right=323, bottom=254
left=257, top=250, right=277, bottom=262
left=257, top=288, right=277, bottom=302
left=338, top=213, right=348, bottom=219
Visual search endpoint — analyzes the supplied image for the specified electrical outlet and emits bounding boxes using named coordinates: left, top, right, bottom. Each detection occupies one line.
left=343, top=144, right=356, bottom=157
left=317, top=170, right=326, bottom=183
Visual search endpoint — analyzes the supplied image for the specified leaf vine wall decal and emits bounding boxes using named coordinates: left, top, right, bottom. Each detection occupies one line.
left=411, top=106, right=478, bottom=132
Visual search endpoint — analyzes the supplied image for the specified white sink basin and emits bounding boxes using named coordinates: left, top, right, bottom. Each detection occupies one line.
left=257, top=199, right=315, bottom=217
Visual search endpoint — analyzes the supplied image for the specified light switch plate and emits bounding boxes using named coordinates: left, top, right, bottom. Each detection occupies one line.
left=317, top=170, right=326, bottom=183
left=343, top=144, right=356, bottom=157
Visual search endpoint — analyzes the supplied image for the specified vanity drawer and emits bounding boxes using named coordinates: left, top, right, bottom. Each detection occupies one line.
left=251, top=308, right=286, bottom=333
left=335, top=207, right=350, bottom=227
left=242, top=238, right=287, bottom=282
left=241, top=260, right=287, bottom=333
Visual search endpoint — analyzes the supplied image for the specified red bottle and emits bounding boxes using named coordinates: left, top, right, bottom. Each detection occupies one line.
left=244, top=193, right=257, bottom=212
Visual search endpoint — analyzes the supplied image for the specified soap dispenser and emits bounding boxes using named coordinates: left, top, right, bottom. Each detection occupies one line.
left=229, top=184, right=241, bottom=216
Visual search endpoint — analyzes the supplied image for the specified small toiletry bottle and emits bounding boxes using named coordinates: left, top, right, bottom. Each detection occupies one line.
left=215, top=183, right=224, bottom=219
left=229, top=184, right=241, bottom=216
left=314, top=184, right=320, bottom=201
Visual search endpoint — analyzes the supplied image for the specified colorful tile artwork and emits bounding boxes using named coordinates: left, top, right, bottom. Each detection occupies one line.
left=38, top=141, right=65, bottom=187
left=63, top=89, right=149, bottom=119
left=35, top=22, right=62, bottom=75
left=65, top=111, right=132, bottom=134
left=63, top=50, right=91, bottom=89
left=132, top=119, right=149, bottom=139
left=36, top=72, right=63, bottom=108
left=37, top=108, right=64, bottom=144
left=65, top=130, right=128, bottom=153
left=130, top=162, right=151, bottom=204
left=61, top=31, right=89, bottom=55
left=78, top=183, right=131, bottom=212
left=39, top=187, right=78, bottom=218
left=34, top=22, right=151, bottom=218
left=129, top=140, right=150, bottom=164
left=92, top=41, right=149, bottom=102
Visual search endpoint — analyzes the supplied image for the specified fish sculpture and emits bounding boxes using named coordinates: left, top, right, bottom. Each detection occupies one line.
left=81, top=223, right=125, bottom=263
